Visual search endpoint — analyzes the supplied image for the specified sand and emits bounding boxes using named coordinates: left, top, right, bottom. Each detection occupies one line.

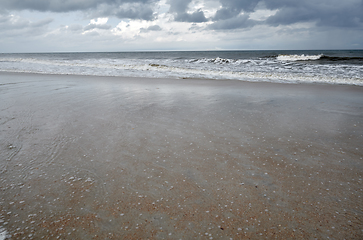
left=0, top=72, right=362, bottom=239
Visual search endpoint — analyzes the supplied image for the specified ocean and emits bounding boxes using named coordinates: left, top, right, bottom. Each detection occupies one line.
left=0, top=50, right=362, bottom=85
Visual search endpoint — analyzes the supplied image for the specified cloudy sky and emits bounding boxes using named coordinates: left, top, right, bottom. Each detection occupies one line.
left=0, top=0, right=362, bottom=52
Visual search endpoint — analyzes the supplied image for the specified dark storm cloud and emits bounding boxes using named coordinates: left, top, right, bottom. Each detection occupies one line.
left=0, top=0, right=156, bottom=20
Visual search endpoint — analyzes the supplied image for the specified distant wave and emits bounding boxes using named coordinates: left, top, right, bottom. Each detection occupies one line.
left=189, top=57, right=240, bottom=64
left=276, top=54, right=363, bottom=63
left=319, top=55, right=363, bottom=62
left=276, top=54, right=323, bottom=61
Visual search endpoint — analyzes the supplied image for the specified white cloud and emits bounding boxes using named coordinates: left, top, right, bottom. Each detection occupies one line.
left=112, top=20, right=145, bottom=39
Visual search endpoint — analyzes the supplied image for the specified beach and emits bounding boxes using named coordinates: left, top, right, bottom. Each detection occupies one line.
left=0, top=72, right=362, bottom=239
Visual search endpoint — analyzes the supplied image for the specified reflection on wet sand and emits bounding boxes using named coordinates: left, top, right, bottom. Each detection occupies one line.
left=0, top=72, right=362, bottom=239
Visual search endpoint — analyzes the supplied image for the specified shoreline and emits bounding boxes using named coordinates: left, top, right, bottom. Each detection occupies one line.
left=1, top=72, right=362, bottom=239
left=1, top=70, right=363, bottom=88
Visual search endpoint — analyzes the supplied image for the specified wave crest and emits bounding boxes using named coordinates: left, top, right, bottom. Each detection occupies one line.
left=277, top=54, right=323, bottom=61
left=190, top=57, right=238, bottom=64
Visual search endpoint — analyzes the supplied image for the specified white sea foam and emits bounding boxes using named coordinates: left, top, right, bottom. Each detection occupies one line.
left=191, top=57, right=238, bottom=64
left=277, top=54, right=323, bottom=61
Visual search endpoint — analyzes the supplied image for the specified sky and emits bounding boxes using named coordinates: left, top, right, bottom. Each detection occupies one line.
left=0, top=0, right=362, bottom=52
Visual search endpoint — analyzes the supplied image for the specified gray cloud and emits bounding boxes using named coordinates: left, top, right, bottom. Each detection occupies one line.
left=168, top=0, right=191, bottom=13
left=0, top=13, right=52, bottom=37
left=1, top=0, right=101, bottom=12
left=168, top=0, right=208, bottom=22
left=0, top=0, right=157, bottom=20
left=114, top=3, right=155, bottom=20
left=264, top=0, right=363, bottom=28
left=1, top=0, right=153, bottom=12
left=165, top=0, right=362, bottom=29
left=174, top=9, right=208, bottom=23
left=68, top=24, right=83, bottom=32
left=213, top=0, right=259, bottom=20
left=0, top=13, right=52, bottom=30
left=140, top=25, right=162, bottom=33
left=207, top=0, right=363, bottom=30
left=208, top=14, right=256, bottom=30
left=2, top=0, right=361, bottom=28
left=84, top=23, right=112, bottom=31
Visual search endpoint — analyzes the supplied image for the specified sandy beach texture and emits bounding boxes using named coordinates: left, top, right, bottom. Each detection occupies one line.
left=0, top=72, right=362, bottom=239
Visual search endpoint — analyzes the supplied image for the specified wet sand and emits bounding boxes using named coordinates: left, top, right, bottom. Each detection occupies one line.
left=0, top=72, right=362, bottom=239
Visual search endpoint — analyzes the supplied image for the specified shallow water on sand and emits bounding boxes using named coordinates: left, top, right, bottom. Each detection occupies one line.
left=0, top=73, right=362, bottom=239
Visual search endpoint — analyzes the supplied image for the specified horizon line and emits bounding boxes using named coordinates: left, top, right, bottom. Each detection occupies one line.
left=1, top=48, right=363, bottom=54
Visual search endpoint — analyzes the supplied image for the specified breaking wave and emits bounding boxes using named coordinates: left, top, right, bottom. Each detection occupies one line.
left=277, top=54, right=323, bottom=61
left=276, top=54, right=363, bottom=63
left=189, top=57, right=240, bottom=64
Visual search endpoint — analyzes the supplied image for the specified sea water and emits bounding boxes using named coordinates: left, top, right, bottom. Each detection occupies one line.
left=0, top=50, right=362, bottom=85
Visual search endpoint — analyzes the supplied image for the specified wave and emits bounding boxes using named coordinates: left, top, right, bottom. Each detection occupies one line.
left=189, top=57, right=240, bottom=64
left=276, top=54, right=363, bottom=63
left=1, top=63, right=361, bottom=86
left=0, top=54, right=362, bottom=86
left=276, top=54, right=323, bottom=61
